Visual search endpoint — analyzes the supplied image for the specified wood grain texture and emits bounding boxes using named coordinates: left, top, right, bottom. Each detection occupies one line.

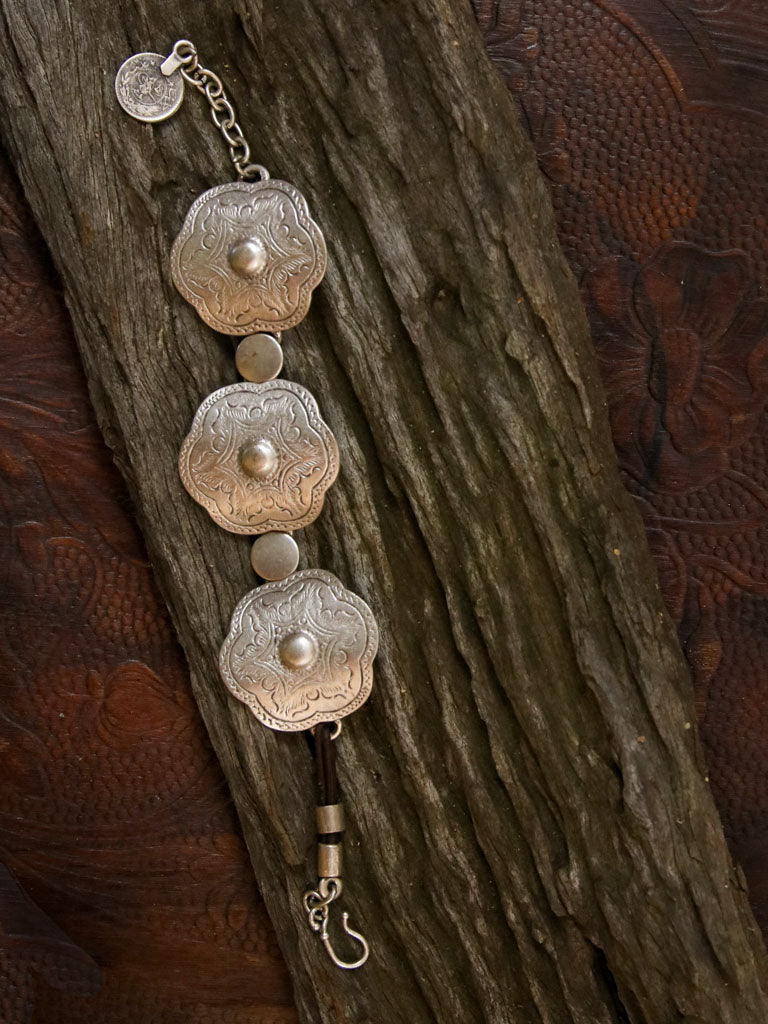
left=0, top=150, right=296, bottom=1023
left=472, top=0, right=768, bottom=938
left=0, top=0, right=766, bottom=1021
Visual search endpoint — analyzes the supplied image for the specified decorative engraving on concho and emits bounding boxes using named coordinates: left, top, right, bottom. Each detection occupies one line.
left=179, top=381, right=339, bottom=534
left=114, top=53, right=184, bottom=123
left=170, top=180, right=327, bottom=334
left=219, top=569, right=378, bottom=731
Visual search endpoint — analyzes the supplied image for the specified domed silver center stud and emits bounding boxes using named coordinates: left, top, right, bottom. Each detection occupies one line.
left=239, top=439, right=277, bottom=478
left=228, top=237, right=268, bottom=278
left=278, top=630, right=318, bottom=670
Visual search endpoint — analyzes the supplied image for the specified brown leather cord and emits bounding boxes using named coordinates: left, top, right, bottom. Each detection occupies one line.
left=314, top=723, right=342, bottom=845
left=315, top=722, right=338, bottom=805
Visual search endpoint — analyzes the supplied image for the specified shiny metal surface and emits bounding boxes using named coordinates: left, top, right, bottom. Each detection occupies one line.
left=303, top=878, right=369, bottom=970
left=250, top=532, right=300, bottom=581
left=236, top=334, right=284, bottom=383
left=114, top=52, right=184, bottom=123
left=278, top=630, right=318, bottom=669
left=239, top=440, right=278, bottom=478
left=171, top=180, right=327, bottom=334
left=316, top=803, right=345, bottom=833
left=179, top=381, right=339, bottom=534
left=166, top=39, right=267, bottom=181
left=228, top=237, right=268, bottom=277
left=317, top=843, right=343, bottom=879
left=219, top=569, right=378, bottom=731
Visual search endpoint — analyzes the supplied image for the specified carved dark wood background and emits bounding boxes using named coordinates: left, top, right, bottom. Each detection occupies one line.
left=473, top=0, right=768, bottom=933
left=0, top=151, right=297, bottom=1020
left=1, top=0, right=767, bottom=1019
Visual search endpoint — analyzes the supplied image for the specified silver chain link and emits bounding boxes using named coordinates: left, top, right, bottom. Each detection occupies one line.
left=171, top=40, right=268, bottom=182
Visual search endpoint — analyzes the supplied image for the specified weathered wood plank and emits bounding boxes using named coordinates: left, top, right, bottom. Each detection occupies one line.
left=0, top=0, right=765, bottom=1020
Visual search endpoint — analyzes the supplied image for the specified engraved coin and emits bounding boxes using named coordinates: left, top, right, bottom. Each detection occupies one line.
left=250, top=532, right=300, bottom=581
left=236, top=334, right=284, bottom=383
left=179, top=380, right=339, bottom=534
left=171, top=180, right=327, bottom=334
left=219, top=569, right=379, bottom=731
left=114, top=53, right=184, bottom=123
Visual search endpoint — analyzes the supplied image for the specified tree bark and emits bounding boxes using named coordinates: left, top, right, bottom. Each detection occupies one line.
left=0, top=0, right=765, bottom=1021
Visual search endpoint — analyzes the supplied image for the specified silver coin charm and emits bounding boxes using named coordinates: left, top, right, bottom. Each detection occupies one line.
left=171, top=180, right=327, bottom=334
left=219, top=569, right=378, bottom=731
left=114, top=53, right=184, bottom=123
left=179, top=380, right=339, bottom=534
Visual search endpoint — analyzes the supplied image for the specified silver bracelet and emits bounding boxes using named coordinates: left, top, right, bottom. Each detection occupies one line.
left=115, top=40, right=377, bottom=970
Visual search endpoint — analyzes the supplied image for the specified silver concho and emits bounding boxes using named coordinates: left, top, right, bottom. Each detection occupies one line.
left=171, top=180, right=327, bottom=334
left=219, top=569, right=378, bottom=731
left=114, top=53, right=184, bottom=123
left=179, top=380, right=339, bottom=534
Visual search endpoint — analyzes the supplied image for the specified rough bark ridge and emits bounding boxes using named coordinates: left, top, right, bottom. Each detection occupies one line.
left=0, top=0, right=765, bottom=1021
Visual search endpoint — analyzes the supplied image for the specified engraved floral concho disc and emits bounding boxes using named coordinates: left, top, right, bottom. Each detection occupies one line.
left=171, top=179, right=327, bottom=334
left=219, top=569, right=379, bottom=731
left=179, top=381, right=339, bottom=534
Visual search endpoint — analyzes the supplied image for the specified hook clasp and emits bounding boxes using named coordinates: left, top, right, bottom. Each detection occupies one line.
left=303, top=878, right=370, bottom=970
left=319, top=908, right=370, bottom=970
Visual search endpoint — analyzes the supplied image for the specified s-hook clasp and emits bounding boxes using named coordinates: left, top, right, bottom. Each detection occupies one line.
left=303, top=877, right=370, bottom=970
